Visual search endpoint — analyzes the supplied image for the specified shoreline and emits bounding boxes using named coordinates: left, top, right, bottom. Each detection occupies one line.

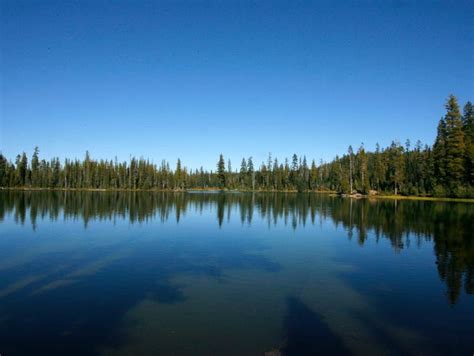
left=1, top=187, right=473, bottom=203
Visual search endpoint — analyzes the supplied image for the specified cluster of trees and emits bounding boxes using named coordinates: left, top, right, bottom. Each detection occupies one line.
left=1, top=95, right=472, bottom=197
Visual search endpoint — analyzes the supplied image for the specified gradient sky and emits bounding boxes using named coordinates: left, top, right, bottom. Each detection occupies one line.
left=1, top=0, right=473, bottom=170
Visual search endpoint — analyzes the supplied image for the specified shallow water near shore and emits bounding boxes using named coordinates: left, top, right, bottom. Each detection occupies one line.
left=0, top=191, right=473, bottom=355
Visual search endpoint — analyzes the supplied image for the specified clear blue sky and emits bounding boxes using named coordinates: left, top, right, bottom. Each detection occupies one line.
left=1, top=0, right=473, bottom=170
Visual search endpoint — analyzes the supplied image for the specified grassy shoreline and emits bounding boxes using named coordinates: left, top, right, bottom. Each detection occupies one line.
left=1, top=187, right=474, bottom=203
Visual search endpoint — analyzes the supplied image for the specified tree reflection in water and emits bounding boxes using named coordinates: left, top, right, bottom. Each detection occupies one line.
left=1, top=190, right=473, bottom=304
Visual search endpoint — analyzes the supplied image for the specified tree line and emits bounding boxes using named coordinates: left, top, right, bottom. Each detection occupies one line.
left=1, top=95, right=473, bottom=197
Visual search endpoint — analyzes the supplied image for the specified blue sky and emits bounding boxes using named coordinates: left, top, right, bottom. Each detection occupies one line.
left=1, top=0, right=473, bottom=170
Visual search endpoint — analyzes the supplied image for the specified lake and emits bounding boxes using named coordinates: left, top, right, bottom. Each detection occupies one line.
left=0, top=191, right=473, bottom=355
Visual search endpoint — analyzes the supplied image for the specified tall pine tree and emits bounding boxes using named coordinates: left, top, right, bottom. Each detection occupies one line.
left=433, top=118, right=447, bottom=192
left=444, top=95, right=465, bottom=195
left=462, top=101, right=474, bottom=185
left=217, top=154, right=226, bottom=189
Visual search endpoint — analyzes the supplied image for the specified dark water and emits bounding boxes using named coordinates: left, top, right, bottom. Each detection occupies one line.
left=0, top=191, right=473, bottom=356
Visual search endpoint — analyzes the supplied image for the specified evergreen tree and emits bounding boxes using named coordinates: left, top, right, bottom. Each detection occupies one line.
left=266, top=153, right=273, bottom=189
left=16, top=153, right=28, bottom=186
left=372, top=143, right=385, bottom=191
left=52, top=158, right=61, bottom=187
left=357, top=144, right=369, bottom=193
left=217, top=154, right=226, bottom=189
left=31, top=147, right=40, bottom=186
left=290, top=154, right=298, bottom=187
left=423, top=145, right=435, bottom=194
left=348, top=146, right=354, bottom=193
left=227, top=159, right=233, bottom=189
left=444, top=95, right=465, bottom=195
left=0, top=154, right=7, bottom=186
left=273, top=158, right=281, bottom=190
left=433, top=118, right=447, bottom=191
left=175, top=159, right=183, bottom=189
left=310, top=159, right=318, bottom=190
left=247, top=157, right=255, bottom=190
left=239, top=158, right=247, bottom=187
left=387, top=142, right=405, bottom=195
left=462, top=101, right=474, bottom=185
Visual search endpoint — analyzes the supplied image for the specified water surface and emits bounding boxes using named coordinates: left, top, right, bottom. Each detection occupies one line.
left=0, top=191, right=473, bottom=355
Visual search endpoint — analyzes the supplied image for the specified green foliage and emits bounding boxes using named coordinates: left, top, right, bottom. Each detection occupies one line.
left=217, top=154, right=226, bottom=189
left=356, top=144, right=369, bottom=193
left=444, top=95, right=465, bottom=195
left=0, top=95, right=472, bottom=197
left=463, top=101, right=474, bottom=185
left=434, top=118, right=447, bottom=185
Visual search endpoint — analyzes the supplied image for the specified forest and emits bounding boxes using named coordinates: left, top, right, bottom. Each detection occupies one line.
left=1, top=95, right=473, bottom=198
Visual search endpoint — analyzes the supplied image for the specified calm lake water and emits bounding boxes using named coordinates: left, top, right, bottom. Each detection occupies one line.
left=0, top=191, right=473, bottom=355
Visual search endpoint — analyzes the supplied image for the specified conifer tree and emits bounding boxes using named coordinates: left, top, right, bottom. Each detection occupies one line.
left=247, top=157, right=255, bottom=190
left=348, top=146, right=354, bottom=193
left=17, top=153, right=28, bottom=186
left=462, top=101, right=474, bottom=185
left=31, top=147, right=39, bottom=186
left=175, top=159, right=183, bottom=189
left=227, top=159, right=233, bottom=189
left=372, top=143, right=385, bottom=191
left=217, top=154, right=226, bottom=189
left=266, top=153, right=273, bottom=189
left=239, top=158, right=247, bottom=187
left=310, top=159, right=318, bottom=190
left=290, top=154, right=298, bottom=187
left=444, top=95, right=465, bottom=195
left=357, top=144, right=369, bottom=193
left=273, top=158, right=281, bottom=190
left=433, top=117, right=447, bottom=191
left=0, top=154, right=7, bottom=186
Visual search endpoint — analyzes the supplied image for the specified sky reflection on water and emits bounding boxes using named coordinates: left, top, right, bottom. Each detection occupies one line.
left=0, top=191, right=473, bottom=355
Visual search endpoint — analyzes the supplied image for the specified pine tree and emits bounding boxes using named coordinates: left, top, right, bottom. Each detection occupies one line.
left=239, top=158, right=247, bottom=187
left=0, top=154, right=7, bottom=186
left=52, top=158, right=61, bottom=187
left=247, top=157, right=255, bottom=190
left=372, top=143, right=385, bottom=191
left=17, top=153, right=28, bottom=186
left=283, top=158, right=290, bottom=189
left=357, top=144, right=369, bottom=193
left=433, top=118, right=447, bottom=191
left=387, top=142, right=405, bottom=195
left=444, top=95, right=465, bottom=195
left=462, top=101, right=474, bottom=185
left=290, top=154, right=298, bottom=188
left=301, top=156, right=309, bottom=190
left=394, top=145, right=405, bottom=195
left=266, top=153, right=273, bottom=189
left=423, top=145, right=435, bottom=194
left=310, top=159, right=318, bottom=190
left=217, top=154, right=226, bottom=189
left=175, top=159, right=183, bottom=189
left=31, top=147, right=39, bottom=186
left=227, top=159, right=233, bottom=189
left=273, top=158, right=281, bottom=190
